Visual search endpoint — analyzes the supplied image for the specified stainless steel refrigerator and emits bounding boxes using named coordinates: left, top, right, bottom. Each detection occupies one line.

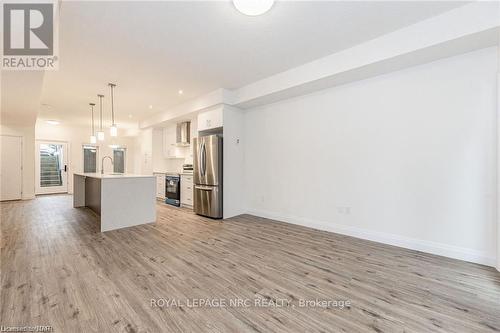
left=193, top=135, right=222, bottom=218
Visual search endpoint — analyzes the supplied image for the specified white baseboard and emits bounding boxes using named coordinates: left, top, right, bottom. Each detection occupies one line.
left=246, top=209, right=496, bottom=268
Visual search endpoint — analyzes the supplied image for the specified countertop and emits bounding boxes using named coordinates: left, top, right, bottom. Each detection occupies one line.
left=153, top=171, right=194, bottom=176
left=74, top=172, right=155, bottom=179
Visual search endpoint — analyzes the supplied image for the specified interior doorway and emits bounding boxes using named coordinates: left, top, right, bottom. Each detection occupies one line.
left=0, top=135, right=23, bottom=201
left=36, top=141, right=68, bottom=194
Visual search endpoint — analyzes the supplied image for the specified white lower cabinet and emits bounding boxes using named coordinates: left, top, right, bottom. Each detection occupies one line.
left=180, top=175, right=193, bottom=207
left=155, top=173, right=165, bottom=200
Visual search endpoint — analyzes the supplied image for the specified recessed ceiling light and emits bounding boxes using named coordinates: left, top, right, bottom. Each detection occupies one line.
left=149, top=105, right=153, bottom=109
left=128, top=114, right=133, bottom=118
left=233, top=0, right=274, bottom=16
left=46, top=120, right=59, bottom=125
left=178, top=90, right=183, bottom=95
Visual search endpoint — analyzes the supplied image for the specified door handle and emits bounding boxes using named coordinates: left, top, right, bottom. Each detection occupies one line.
left=195, top=185, right=213, bottom=191
left=200, top=142, right=206, bottom=176
left=64, top=165, right=67, bottom=172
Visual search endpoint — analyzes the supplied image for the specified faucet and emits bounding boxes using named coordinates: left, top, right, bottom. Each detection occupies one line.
left=101, top=156, right=114, bottom=174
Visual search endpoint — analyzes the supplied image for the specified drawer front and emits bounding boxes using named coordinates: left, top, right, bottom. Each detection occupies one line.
left=181, top=186, right=192, bottom=197
left=155, top=175, right=166, bottom=198
left=181, top=196, right=193, bottom=206
left=181, top=181, right=193, bottom=191
left=181, top=184, right=193, bottom=205
left=181, top=175, right=193, bottom=183
left=180, top=175, right=193, bottom=205
left=181, top=177, right=193, bottom=192
left=156, top=175, right=165, bottom=185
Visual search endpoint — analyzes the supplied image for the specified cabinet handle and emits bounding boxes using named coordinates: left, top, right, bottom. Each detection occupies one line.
left=195, top=185, right=213, bottom=191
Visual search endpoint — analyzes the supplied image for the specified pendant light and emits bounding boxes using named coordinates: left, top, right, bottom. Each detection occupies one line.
left=89, top=103, right=97, bottom=144
left=108, top=83, right=118, bottom=137
left=97, top=94, right=105, bottom=141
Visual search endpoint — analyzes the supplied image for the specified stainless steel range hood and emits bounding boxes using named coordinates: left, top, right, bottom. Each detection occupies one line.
left=176, top=121, right=191, bottom=146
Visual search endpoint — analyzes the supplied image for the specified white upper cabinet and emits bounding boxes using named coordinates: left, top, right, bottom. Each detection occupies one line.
left=197, top=107, right=223, bottom=132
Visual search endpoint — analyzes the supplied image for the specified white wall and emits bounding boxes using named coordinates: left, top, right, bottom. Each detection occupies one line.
left=244, top=47, right=498, bottom=266
left=496, top=43, right=500, bottom=270
left=223, top=105, right=245, bottom=218
left=0, top=124, right=36, bottom=199
left=35, top=122, right=137, bottom=193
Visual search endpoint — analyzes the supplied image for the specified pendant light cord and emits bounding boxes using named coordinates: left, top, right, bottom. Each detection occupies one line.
left=109, top=83, right=116, bottom=125
left=90, top=103, right=95, bottom=135
left=98, top=94, right=104, bottom=130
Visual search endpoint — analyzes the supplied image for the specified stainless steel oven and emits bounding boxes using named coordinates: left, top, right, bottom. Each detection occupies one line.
left=165, top=174, right=180, bottom=206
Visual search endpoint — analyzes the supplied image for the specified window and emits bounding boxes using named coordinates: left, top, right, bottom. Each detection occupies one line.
left=83, top=146, right=98, bottom=173
left=113, top=148, right=126, bottom=173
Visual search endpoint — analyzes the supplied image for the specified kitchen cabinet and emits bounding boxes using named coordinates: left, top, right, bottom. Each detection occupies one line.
left=154, top=173, right=165, bottom=199
left=180, top=174, right=193, bottom=207
left=163, top=125, right=187, bottom=159
left=197, top=107, right=223, bottom=132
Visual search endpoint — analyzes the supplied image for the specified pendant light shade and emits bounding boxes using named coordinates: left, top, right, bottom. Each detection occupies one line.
left=89, top=103, right=97, bottom=144
left=97, top=94, right=105, bottom=141
left=110, top=124, right=118, bottom=137
left=108, top=83, right=118, bottom=137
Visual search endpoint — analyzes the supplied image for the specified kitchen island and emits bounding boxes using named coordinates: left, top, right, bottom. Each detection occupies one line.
left=73, top=173, right=156, bottom=232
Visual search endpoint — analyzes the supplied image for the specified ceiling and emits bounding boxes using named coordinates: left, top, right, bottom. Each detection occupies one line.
left=6, top=1, right=468, bottom=128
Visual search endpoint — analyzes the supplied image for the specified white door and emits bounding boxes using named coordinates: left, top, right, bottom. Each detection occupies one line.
left=36, top=141, right=68, bottom=194
left=0, top=135, right=22, bottom=201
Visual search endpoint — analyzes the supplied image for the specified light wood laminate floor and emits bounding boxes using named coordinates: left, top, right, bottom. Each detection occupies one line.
left=1, top=195, right=500, bottom=332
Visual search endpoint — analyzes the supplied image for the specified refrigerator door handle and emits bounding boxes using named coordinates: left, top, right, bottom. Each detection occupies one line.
left=195, top=185, right=213, bottom=191
left=200, top=142, right=206, bottom=176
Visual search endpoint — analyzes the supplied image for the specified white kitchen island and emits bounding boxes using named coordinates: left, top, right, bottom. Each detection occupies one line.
left=73, top=173, right=156, bottom=232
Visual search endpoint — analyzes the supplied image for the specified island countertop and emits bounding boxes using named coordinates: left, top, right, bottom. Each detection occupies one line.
left=73, top=173, right=156, bottom=232
left=74, top=172, right=155, bottom=179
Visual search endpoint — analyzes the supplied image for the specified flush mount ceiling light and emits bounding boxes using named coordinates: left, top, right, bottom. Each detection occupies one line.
left=233, top=0, right=274, bottom=16
left=45, top=120, right=59, bottom=125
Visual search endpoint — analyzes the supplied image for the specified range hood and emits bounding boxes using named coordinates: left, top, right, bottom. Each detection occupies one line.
left=176, top=121, right=191, bottom=146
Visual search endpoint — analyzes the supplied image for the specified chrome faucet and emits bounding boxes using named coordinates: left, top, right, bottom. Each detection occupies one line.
left=101, top=156, right=113, bottom=174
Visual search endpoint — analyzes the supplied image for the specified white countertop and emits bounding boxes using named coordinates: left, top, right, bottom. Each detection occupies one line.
left=74, top=172, right=155, bottom=179
left=153, top=171, right=194, bottom=176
